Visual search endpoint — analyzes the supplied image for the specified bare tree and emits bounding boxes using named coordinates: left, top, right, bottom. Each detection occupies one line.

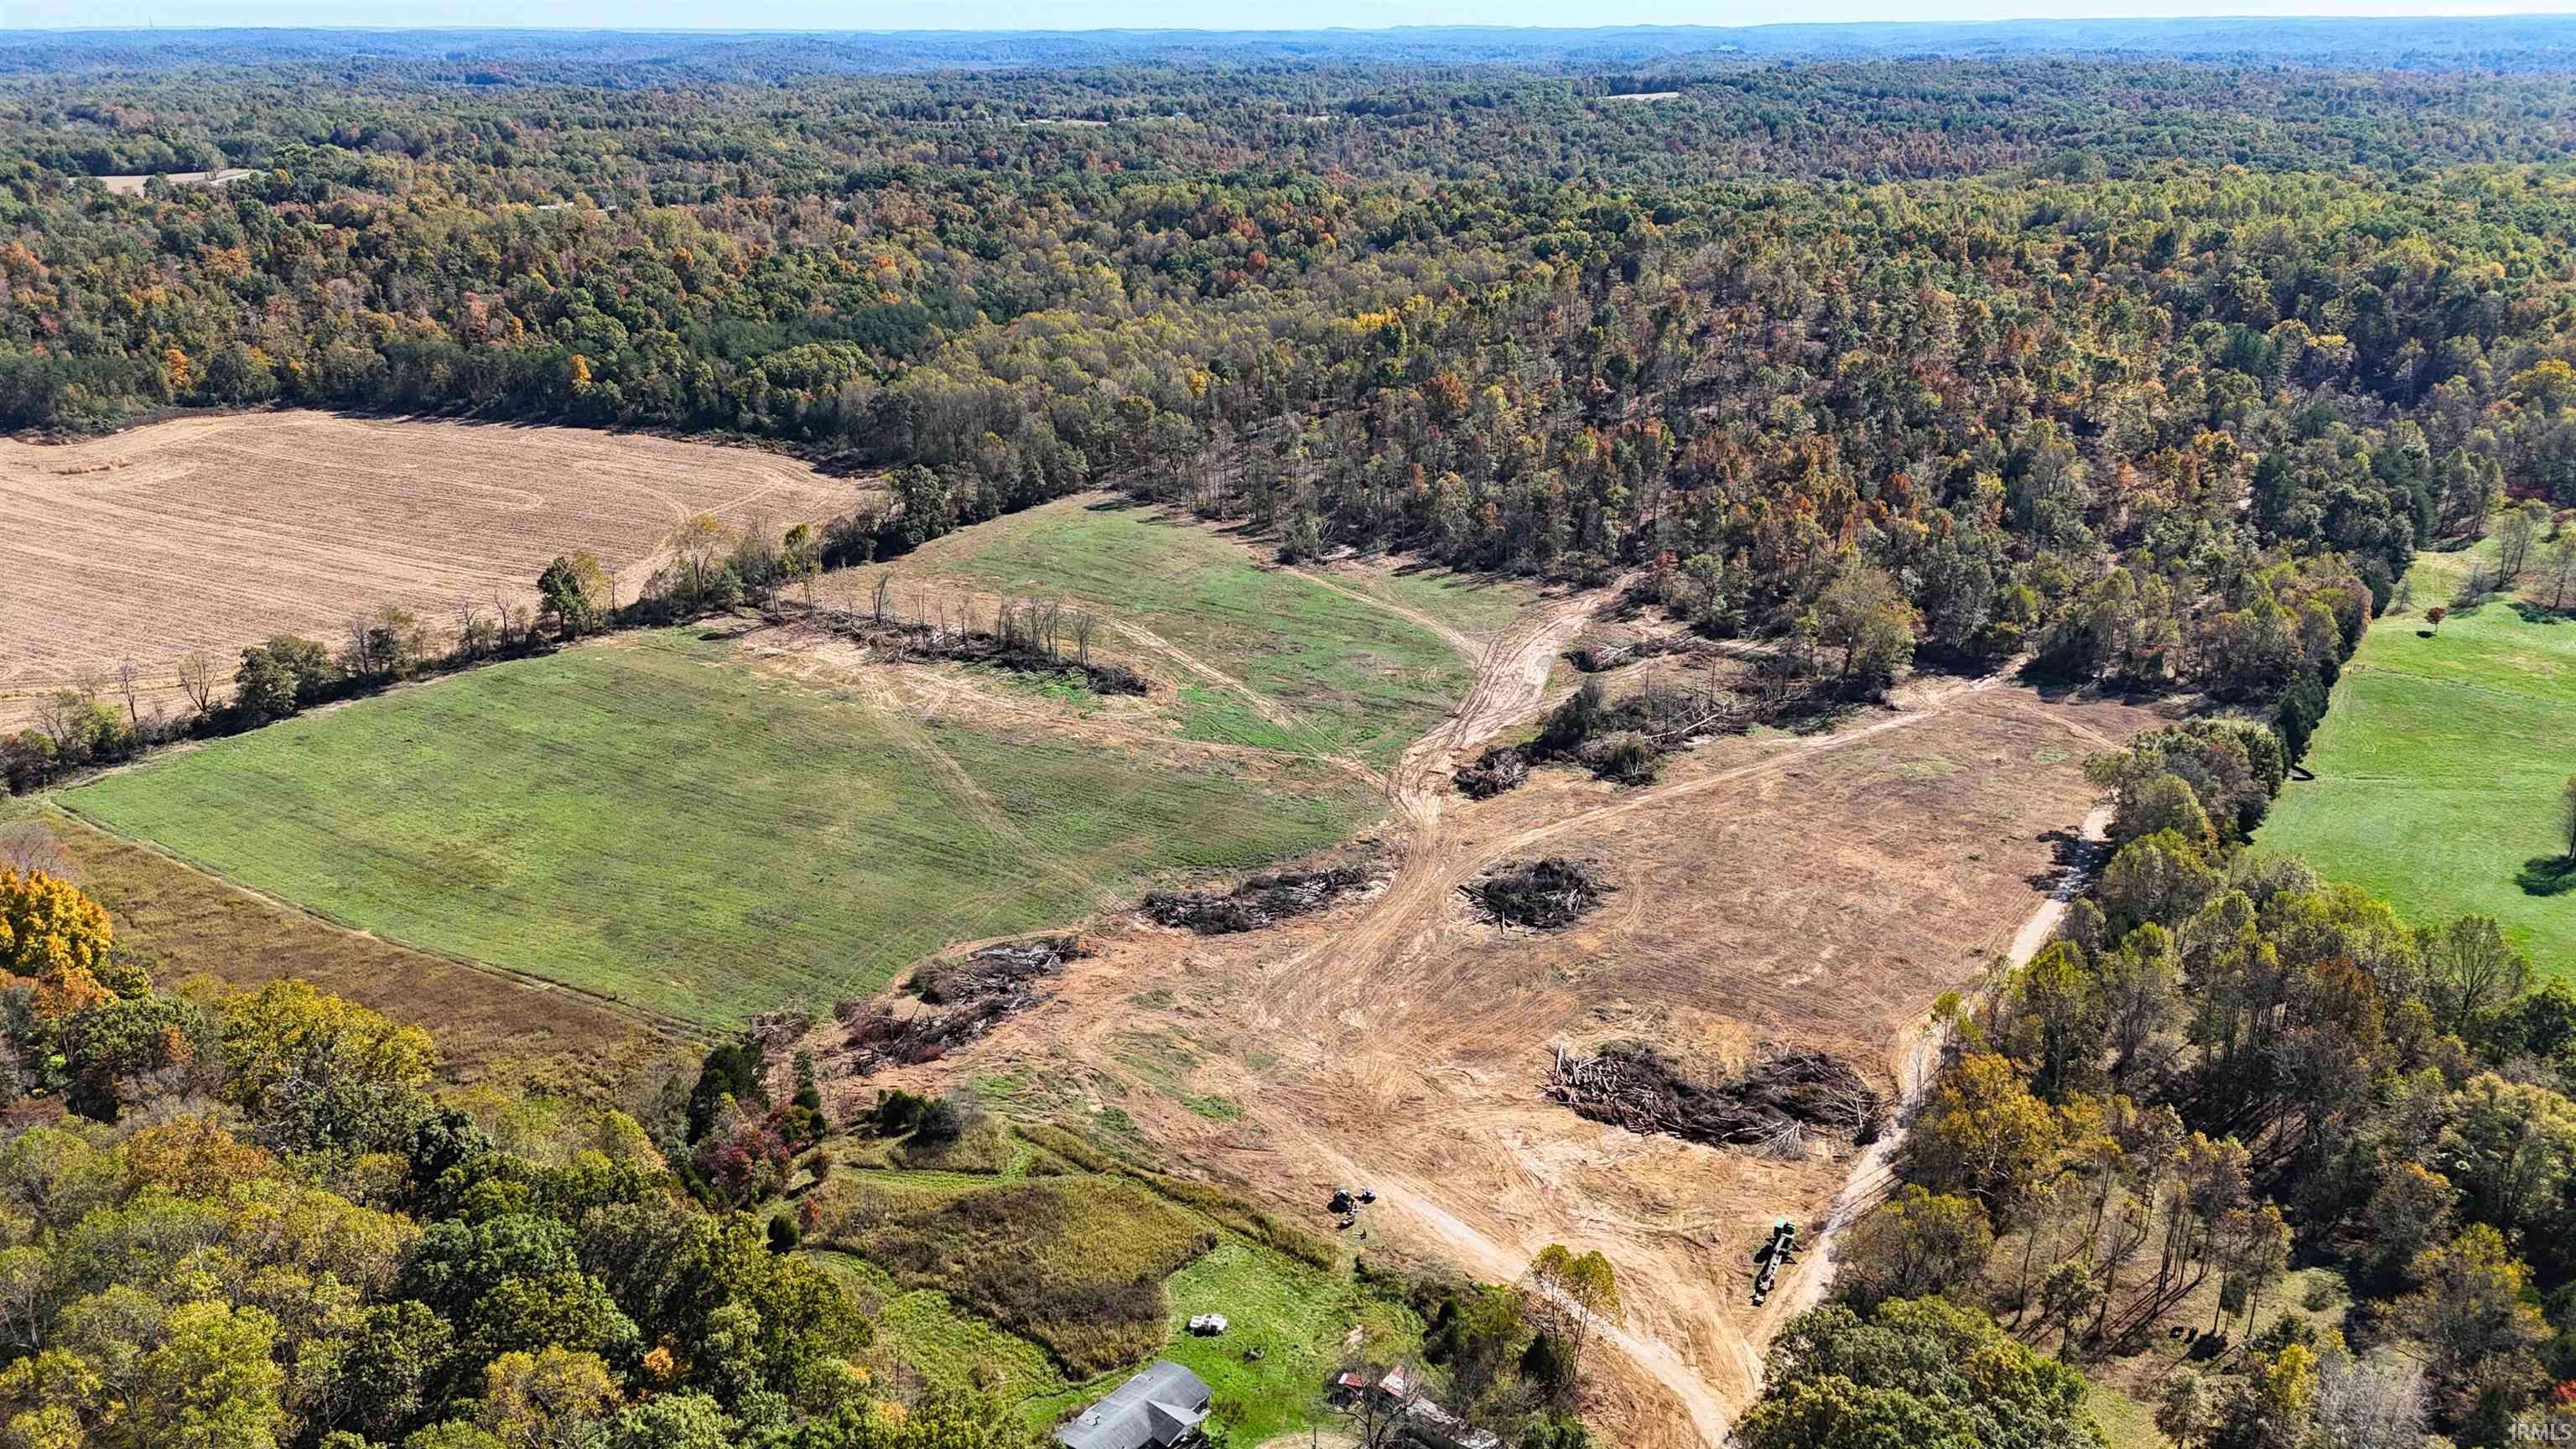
left=175, top=651, right=216, bottom=717
left=2312, top=1349, right=2428, bottom=1449
left=454, top=600, right=485, bottom=658
left=114, top=661, right=142, bottom=726
left=1332, top=1367, right=1412, bottom=1449
left=344, top=614, right=377, bottom=676
left=1072, top=610, right=1096, bottom=666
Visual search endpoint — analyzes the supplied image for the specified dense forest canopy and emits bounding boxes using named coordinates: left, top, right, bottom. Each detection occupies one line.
left=9, top=38, right=2570, bottom=725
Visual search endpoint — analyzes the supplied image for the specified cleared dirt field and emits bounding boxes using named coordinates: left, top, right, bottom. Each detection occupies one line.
left=844, top=581, right=2167, bottom=1448
left=0, top=411, right=865, bottom=728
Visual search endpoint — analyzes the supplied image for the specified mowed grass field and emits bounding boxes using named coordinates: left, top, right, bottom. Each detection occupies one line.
left=62, top=627, right=1384, bottom=1028
left=2262, top=535, right=2576, bottom=963
left=852, top=498, right=1479, bottom=766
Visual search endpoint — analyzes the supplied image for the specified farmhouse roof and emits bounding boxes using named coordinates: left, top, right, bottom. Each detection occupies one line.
left=1053, top=1360, right=1213, bottom=1449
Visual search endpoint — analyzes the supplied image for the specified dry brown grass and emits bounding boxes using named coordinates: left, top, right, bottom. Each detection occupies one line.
left=27, top=809, right=688, bottom=1103
left=0, top=411, right=867, bottom=727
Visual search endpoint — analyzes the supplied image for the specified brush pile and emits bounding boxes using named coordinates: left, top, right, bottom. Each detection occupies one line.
left=1564, top=631, right=1718, bottom=673
left=1462, top=858, right=1609, bottom=929
left=1454, top=745, right=1533, bottom=799
left=838, top=937, right=1084, bottom=1074
left=810, top=602, right=1148, bottom=695
left=1141, top=865, right=1373, bottom=934
left=907, top=936, right=1085, bottom=1005
left=1549, top=1043, right=1880, bottom=1158
left=885, top=621, right=1150, bottom=695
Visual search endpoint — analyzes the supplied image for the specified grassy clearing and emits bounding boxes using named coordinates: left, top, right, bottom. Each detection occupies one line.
left=2261, top=536, right=2576, bottom=963
left=810, top=1139, right=1405, bottom=1443
left=835, top=1175, right=1218, bottom=1376
left=63, top=628, right=1379, bottom=1029
left=811, top=1250, right=1071, bottom=1402
left=876, top=500, right=1475, bottom=766
left=1335, top=561, right=1534, bottom=636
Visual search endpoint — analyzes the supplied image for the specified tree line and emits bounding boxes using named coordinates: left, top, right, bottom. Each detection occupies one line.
left=1743, top=709, right=2576, bottom=1446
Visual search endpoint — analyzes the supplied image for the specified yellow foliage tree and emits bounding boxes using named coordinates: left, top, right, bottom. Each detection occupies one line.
left=0, top=870, right=114, bottom=1020
left=477, top=1348, right=618, bottom=1449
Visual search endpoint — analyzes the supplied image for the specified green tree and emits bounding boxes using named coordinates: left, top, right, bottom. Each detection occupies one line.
left=1907, top=1052, right=2063, bottom=1218
left=1523, top=1245, right=1619, bottom=1403
left=1813, top=559, right=1919, bottom=692
left=1837, top=1186, right=1994, bottom=1309
left=476, top=1347, right=620, bottom=1449
left=125, top=1300, right=288, bottom=1449
left=218, top=981, right=436, bottom=1156
left=1736, top=1297, right=2103, bottom=1449
left=537, top=553, right=613, bottom=639
left=2394, top=1224, right=2547, bottom=1406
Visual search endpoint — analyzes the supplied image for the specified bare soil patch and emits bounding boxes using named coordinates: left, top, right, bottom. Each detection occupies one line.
left=848, top=648, right=2166, bottom=1446
left=0, top=411, right=866, bottom=727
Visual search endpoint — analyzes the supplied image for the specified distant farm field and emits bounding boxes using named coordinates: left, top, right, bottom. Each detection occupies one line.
left=839, top=498, right=1480, bottom=766
left=0, top=411, right=865, bottom=728
left=62, top=628, right=1383, bottom=1028
left=2261, top=537, right=2576, bottom=963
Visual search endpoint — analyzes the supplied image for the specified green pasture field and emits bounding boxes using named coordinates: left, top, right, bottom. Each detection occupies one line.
left=2260, top=535, right=2576, bottom=964
left=860, top=498, right=1480, bottom=766
left=809, top=1130, right=1418, bottom=1444
left=61, top=628, right=1379, bottom=1028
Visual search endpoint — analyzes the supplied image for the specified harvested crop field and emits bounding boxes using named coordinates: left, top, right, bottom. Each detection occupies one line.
left=0, top=411, right=866, bottom=727
left=61, top=626, right=1389, bottom=1029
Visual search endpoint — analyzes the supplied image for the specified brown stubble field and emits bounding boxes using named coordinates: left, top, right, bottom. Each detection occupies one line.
left=841, top=584, right=2168, bottom=1447
left=0, top=411, right=868, bottom=727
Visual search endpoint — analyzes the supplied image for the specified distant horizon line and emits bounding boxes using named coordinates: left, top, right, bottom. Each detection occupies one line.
left=16, top=11, right=2576, bottom=33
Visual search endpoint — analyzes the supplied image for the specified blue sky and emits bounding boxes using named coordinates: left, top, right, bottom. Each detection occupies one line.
left=11, top=0, right=2574, bottom=34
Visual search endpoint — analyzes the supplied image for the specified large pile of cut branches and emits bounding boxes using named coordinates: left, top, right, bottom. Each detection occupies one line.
left=839, top=936, right=1085, bottom=1074
left=1548, top=1042, right=1880, bottom=1157
left=1456, top=675, right=1794, bottom=796
left=1462, top=857, right=1610, bottom=929
left=1141, top=865, right=1373, bottom=933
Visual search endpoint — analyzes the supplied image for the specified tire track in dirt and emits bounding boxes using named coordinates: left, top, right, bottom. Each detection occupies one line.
left=1768, top=798, right=2115, bottom=1327
left=843, top=670, right=1104, bottom=911
left=1225, top=617, right=2050, bottom=1444
left=1238, top=576, right=1768, bottom=1442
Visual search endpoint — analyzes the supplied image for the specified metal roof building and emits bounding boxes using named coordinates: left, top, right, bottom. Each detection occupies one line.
left=1052, top=1360, right=1214, bottom=1449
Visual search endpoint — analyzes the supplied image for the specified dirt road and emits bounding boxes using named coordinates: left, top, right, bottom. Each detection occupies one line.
left=1772, top=799, right=2116, bottom=1325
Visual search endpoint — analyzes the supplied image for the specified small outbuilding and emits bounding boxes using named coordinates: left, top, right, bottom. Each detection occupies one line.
left=1054, top=1360, right=1214, bottom=1449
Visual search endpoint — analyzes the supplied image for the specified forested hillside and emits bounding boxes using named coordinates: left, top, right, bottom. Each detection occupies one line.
left=13, top=51, right=2574, bottom=729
